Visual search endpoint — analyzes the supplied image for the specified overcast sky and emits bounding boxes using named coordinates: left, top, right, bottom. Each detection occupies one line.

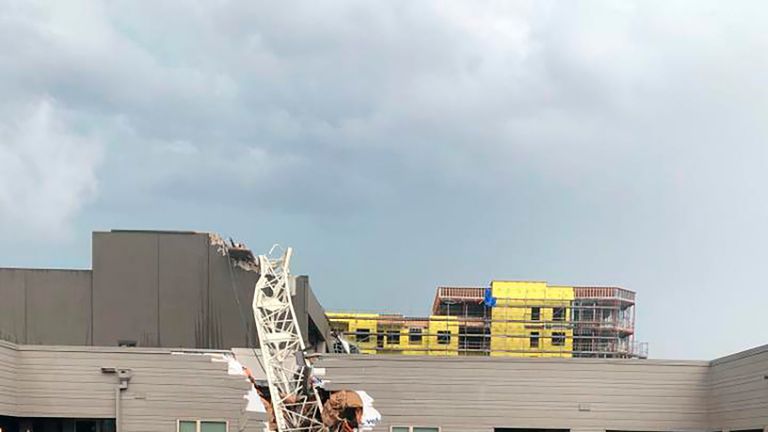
left=2, top=1, right=767, bottom=359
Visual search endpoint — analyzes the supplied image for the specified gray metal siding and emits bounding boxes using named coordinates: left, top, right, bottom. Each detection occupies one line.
left=317, top=355, right=712, bottom=432
left=3, top=341, right=768, bottom=432
left=709, top=346, right=768, bottom=430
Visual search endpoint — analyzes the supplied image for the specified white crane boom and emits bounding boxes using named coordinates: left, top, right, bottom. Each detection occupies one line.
left=251, top=246, right=326, bottom=432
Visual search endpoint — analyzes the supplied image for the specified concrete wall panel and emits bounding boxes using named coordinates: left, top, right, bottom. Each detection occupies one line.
left=207, top=244, right=258, bottom=350
left=25, top=270, right=91, bottom=345
left=0, top=270, right=26, bottom=344
left=92, top=232, right=159, bottom=347
left=158, top=234, right=209, bottom=348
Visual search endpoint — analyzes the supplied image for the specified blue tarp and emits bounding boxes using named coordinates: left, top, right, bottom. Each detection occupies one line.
left=483, top=287, right=497, bottom=307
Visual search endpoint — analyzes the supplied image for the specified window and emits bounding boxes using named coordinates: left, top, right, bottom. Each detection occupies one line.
left=437, top=330, right=451, bottom=345
left=530, top=331, right=540, bottom=348
left=201, top=422, right=226, bottom=432
left=530, top=307, right=541, bottom=321
left=386, top=329, right=401, bottom=345
left=178, top=421, right=227, bottom=432
left=553, top=307, right=566, bottom=321
left=355, top=328, right=371, bottom=343
left=409, top=328, right=423, bottom=344
left=552, top=332, right=566, bottom=346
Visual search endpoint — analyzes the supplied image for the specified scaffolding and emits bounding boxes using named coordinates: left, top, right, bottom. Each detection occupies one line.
left=327, top=282, right=648, bottom=359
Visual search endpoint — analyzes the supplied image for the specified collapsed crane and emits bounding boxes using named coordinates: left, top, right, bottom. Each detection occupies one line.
left=223, top=241, right=379, bottom=432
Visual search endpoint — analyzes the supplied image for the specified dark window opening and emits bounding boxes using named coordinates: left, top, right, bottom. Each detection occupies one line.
left=530, top=331, right=540, bottom=348
left=0, top=416, right=117, bottom=432
left=386, top=330, right=401, bottom=345
left=117, top=340, right=136, bottom=347
left=436, top=301, right=489, bottom=318
left=437, top=330, right=451, bottom=345
left=355, top=328, right=371, bottom=343
left=458, top=326, right=490, bottom=355
left=552, top=332, right=566, bottom=346
left=408, top=328, right=423, bottom=343
left=530, top=307, right=541, bottom=321
left=553, top=307, right=566, bottom=321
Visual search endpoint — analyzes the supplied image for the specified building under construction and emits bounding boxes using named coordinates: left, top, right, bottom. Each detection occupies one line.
left=328, top=280, right=646, bottom=358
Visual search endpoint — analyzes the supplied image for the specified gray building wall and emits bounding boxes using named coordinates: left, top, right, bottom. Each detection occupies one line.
left=0, top=230, right=330, bottom=350
left=0, top=340, right=264, bottom=432
left=0, top=269, right=92, bottom=345
left=92, top=230, right=325, bottom=350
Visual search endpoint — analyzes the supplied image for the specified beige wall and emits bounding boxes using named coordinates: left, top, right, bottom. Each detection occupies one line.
left=0, top=341, right=264, bottom=432
left=1, top=340, right=767, bottom=432
left=709, top=345, right=768, bottom=431
left=0, top=341, right=16, bottom=414
left=317, top=355, right=712, bottom=432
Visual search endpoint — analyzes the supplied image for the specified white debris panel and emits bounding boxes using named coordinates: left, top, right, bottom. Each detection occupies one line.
left=210, top=350, right=381, bottom=431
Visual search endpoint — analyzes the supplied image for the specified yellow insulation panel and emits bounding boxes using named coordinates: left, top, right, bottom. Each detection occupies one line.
left=490, top=281, right=574, bottom=358
left=326, top=312, right=380, bottom=354
left=426, top=315, right=459, bottom=356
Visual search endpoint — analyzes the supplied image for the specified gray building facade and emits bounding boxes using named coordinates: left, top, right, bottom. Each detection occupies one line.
left=0, top=230, right=329, bottom=350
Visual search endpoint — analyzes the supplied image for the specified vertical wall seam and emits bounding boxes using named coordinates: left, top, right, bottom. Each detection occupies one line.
left=206, top=236, right=211, bottom=348
left=89, top=272, right=94, bottom=345
left=23, top=271, right=28, bottom=344
left=90, top=235, right=94, bottom=345
left=156, top=234, right=161, bottom=347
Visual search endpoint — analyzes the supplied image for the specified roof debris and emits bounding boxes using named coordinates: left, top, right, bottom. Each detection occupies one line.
left=209, top=352, right=381, bottom=432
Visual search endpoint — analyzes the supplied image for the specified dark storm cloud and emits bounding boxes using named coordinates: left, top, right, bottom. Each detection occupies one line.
left=1, top=0, right=767, bottom=357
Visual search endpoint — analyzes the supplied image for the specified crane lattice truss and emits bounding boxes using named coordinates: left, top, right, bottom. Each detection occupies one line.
left=252, top=247, right=325, bottom=432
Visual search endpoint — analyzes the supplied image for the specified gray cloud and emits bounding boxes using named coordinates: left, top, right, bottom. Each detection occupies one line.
left=0, top=99, right=101, bottom=240
left=1, top=0, right=767, bottom=358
